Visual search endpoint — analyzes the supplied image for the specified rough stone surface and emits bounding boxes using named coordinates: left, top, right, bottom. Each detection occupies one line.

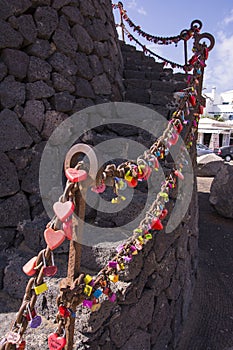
left=26, top=80, right=55, bottom=99
left=0, top=76, right=25, bottom=108
left=48, top=52, right=77, bottom=76
left=0, top=109, right=32, bottom=151
left=0, top=152, right=19, bottom=197
left=0, top=192, right=30, bottom=227
left=2, top=49, right=29, bottom=80
left=52, top=28, right=77, bottom=57
left=51, top=91, right=75, bottom=112
left=91, top=74, right=111, bottom=95
left=61, top=6, right=84, bottom=25
left=76, top=78, right=95, bottom=98
left=26, top=39, right=54, bottom=59
left=34, top=6, right=58, bottom=39
left=0, top=20, right=23, bottom=49
left=52, top=72, right=75, bottom=93
left=209, top=163, right=233, bottom=218
left=27, top=56, right=52, bottom=82
left=41, top=110, right=67, bottom=139
left=17, top=14, right=37, bottom=44
left=71, top=24, right=94, bottom=54
left=197, top=153, right=224, bottom=177
left=22, top=100, right=45, bottom=131
left=0, top=62, right=7, bottom=81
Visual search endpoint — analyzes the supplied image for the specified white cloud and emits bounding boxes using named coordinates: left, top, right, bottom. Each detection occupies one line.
left=125, top=0, right=147, bottom=15
left=138, top=7, right=147, bottom=15
left=204, top=31, right=233, bottom=93
left=223, top=9, right=233, bottom=25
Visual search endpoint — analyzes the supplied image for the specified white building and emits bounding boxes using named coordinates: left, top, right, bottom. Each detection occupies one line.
left=204, top=87, right=233, bottom=122
left=198, top=88, right=233, bottom=148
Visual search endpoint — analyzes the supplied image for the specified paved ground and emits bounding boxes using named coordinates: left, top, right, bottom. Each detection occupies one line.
left=177, top=177, right=233, bottom=350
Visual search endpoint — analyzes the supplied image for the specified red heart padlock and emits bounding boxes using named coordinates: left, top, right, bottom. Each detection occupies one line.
left=159, top=209, right=168, bottom=220
left=189, top=95, right=196, bottom=107
left=48, top=332, right=66, bottom=350
left=126, top=178, right=138, bottom=188
left=44, top=228, right=65, bottom=250
left=58, top=305, right=71, bottom=318
left=199, top=105, right=204, bottom=114
left=22, top=256, right=37, bottom=276
left=65, top=168, right=87, bottom=183
left=43, top=251, right=58, bottom=277
left=151, top=218, right=163, bottom=231
left=53, top=201, right=75, bottom=222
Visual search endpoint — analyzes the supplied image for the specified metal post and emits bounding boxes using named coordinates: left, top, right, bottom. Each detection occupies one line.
left=63, top=144, right=99, bottom=350
left=65, top=186, right=87, bottom=350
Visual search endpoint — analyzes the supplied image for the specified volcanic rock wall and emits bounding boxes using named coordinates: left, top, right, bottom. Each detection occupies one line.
left=0, top=1, right=198, bottom=350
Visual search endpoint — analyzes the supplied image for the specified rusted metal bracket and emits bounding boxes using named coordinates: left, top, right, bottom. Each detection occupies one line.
left=63, top=144, right=99, bottom=350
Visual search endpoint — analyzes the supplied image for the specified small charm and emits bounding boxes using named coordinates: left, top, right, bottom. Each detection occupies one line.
left=22, top=256, right=37, bottom=276
left=62, top=219, right=73, bottom=241
left=65, top=168, right=87, bottom=183
left=43, top=251, right=58, bottom=277
left=44, top=228, right=65, bottom=250
left=48, top=330, right=66, bottom=350
left=34, top=282, right=48, bottom=295
left=53, top=201, right=75, bottom=222
left=27, top=305, right=42, bottom=329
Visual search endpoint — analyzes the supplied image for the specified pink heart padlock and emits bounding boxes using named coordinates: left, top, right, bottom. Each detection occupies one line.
left=62, top=220, right=73, bottom=240
left=65, top=168, right=87, bottom=183
left=48, top=332, right=66, bottom=350
left=91, top=184, right=106, bottom=193
left=44, top=228, right=65, bottom=250
left=53, top=201, right=75, bottom=222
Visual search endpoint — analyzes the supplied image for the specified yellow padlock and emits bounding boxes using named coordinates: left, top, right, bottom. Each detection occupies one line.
left=84, top=274, right=92, bottom=285
left=34, top=282, right=48, bottom=295
left=84, top=285, right=93, bottom=297
left=109, top=274, right=119, bottom=283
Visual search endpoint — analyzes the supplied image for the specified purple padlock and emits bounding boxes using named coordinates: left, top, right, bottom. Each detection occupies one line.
left=27, top=305, right=42, bottom=329
left=108, top=261, right=118, bottom=269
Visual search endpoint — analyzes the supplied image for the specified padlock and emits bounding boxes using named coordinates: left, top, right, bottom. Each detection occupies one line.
left=84, top=274, right=93, bottom=285
left=44, top=227, right=65, bottom=250
left=109, top=274, right=119, bottom=283
left=34, top=282, right=48, bottom=295
left=108, top=293, right=117, bottom=303
left=16, top=340, right=26, bottom=350
left=22, top=256, right=37, bottom=276
left=91, top=303, right=101, bottom=312
left=48, top=329, right=66, bottom=350
left=43, top=251, right=58, bottom=277
left=62, top=219, right=73, bottom=241
left=27, top=305, right=42, bottom=329
left=84, top=285, right=93, bottom=297
left=53, top=200, right=75, bottom=222
left=151, top=218, right=163, bottom=231
left=58, top=305, right=71, bottom=318
left=7, top=329, right=21, bottom=344
left=65, top=168, right=87, bottom=183
left=83, top=300, right=93, bottom=309
left=93, top=289, right=102, bottom=298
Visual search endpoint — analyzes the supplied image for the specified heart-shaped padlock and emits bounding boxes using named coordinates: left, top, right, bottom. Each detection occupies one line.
left=53, top=201, right=75, bottom=222
left=44, top=228, right=65, bottom=250
left=48, top=331, right=66, bottom=350
left=62, top=219, right=73, bottom=240
left=65, top=168, right=87, bottom=183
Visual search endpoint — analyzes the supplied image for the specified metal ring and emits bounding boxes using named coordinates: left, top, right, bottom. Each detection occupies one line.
left=191, top=19, right=203, bottom=31
left=195, top=32, right=215, bottom=51
left=64, top=144, right=99, bottom=182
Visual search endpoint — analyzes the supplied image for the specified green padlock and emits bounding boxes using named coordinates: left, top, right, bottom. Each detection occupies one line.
left=34, top=282, right=48, bottom=295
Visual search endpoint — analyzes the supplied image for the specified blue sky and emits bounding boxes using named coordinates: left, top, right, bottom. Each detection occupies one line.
left=113, top=0, right=233, bottom=93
